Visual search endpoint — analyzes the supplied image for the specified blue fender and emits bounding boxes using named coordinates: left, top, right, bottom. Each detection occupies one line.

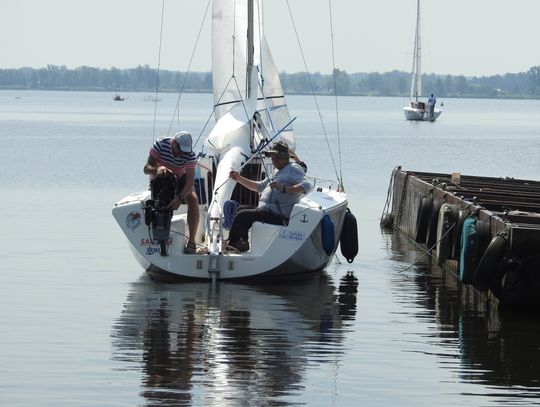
left=459, top=216, right=490, bottom=284
left=459, top=217, right=479, bottom=284
left=321, top=214, right=335, bottom=256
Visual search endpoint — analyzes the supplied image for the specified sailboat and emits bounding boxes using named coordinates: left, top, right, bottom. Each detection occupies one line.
left=403, top=0, right=442, bottom=121
left=111, top=0, right=357, bottom=281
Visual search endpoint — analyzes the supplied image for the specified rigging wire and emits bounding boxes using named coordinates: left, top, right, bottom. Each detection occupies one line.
left=194, top=75, right=237, bottom=149
left=284, top=0, right=340, bottom=186
left=328, top=0, right=344, bottom=191
left=257, top=1, right=264, bottom=89
left=232, top=0, right=237, bottom=76
left=211, top=116, right=296, bottom=194
left=152, top=0, right=166, bottom=141
left=381, top=166, right=400, bottom=219
left=397, top=223, right=455, bottom=273
left=166, top=0, right=212, bottom=137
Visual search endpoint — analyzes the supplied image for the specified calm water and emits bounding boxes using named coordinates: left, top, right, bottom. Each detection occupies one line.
left=1, top=90, right=540, bottom=406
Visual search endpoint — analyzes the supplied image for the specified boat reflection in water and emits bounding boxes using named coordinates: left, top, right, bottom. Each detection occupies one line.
left=111, top=271, right=358, bottom=405
left=385, top=231, right=540, bottom=396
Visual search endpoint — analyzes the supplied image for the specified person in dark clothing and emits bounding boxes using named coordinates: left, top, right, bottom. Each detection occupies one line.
left=428, top=93, right=436, bottom=120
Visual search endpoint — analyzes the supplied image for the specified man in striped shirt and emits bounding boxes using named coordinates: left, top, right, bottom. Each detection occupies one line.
left=143, top=131, right=199, bottom=254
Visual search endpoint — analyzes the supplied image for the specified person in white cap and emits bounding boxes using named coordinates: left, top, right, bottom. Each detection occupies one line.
left=143, top=131, right=199, bottom=254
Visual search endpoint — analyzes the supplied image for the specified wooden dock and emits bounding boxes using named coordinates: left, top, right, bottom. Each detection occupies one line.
left=382, top=167, right=540, bottom=307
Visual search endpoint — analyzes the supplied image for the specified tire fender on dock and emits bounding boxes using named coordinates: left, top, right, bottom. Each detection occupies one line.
left=459, top=217, right=490, bottom=284
left=414, top=196, right=433, bottom=243
left=472, top=233, right=507, bottom=292
left=495, top=255, right=540, bottom=305
left=435, top=203, right=458, bottom=266
left=426, top=198, right=444, bottom=249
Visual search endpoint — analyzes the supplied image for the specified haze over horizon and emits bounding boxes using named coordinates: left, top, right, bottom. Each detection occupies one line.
left=1, top=0, right=539, bottom=77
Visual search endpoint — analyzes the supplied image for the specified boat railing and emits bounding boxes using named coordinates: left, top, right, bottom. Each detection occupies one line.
left=308, top=176, right=336, bottom=190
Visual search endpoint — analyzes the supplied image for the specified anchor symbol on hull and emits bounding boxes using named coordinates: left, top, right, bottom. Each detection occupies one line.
left=300, top=214, right=308, bottom=223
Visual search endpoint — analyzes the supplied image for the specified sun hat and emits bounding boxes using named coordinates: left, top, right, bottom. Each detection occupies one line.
left=264, top=140, right=290, bottom=158
left=174, top=131, right=193, bottom=153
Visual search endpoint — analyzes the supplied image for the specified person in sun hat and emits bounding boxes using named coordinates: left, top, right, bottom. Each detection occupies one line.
left=226, top=140, right=311, bottom=252
left=143, top=130, right=200, bottom=254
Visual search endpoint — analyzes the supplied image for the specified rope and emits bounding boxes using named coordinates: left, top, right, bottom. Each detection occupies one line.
left=166, top=0, right=211, bottom=137
left=285, top=0, right=340, bottom=185
left=168, top=230, right=207, bottom=253
left=395, top=172, right=409, bottom=226
left=328, top=0, right=343, bottom=191
left=194, top=75, right=236, bottom=149
left=398, top=222, right=456, bottom=273
left=152, top=0, right=166, bottom=141
left=380, top=166, right=400, bottom=222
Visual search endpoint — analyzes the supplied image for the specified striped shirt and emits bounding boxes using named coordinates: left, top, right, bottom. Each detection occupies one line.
left=149, top=137, right=196, bottom=180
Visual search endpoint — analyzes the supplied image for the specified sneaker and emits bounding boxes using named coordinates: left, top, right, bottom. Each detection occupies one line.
left=184, top=241, right=197, bottom=254
left=228, top=240, right=250, bottom=253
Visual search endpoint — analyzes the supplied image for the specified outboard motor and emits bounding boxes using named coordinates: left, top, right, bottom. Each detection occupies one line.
left=144, top=174, right=177, bottom=256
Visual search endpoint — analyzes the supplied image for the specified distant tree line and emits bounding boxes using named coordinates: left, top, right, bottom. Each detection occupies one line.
left=1, top=64, right=539, bottom=99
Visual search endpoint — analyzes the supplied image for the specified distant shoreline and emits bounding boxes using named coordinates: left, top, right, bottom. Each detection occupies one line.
left=1, top=65, right=539, bottom=100
left=2, top=87, right=538, bottom=101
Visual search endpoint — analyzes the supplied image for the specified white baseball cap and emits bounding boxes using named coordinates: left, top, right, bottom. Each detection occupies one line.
left=174, top=131, right=192, bottom=153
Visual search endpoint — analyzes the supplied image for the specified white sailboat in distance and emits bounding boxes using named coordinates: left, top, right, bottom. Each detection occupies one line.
left=403, top=0, right=442, bottom=121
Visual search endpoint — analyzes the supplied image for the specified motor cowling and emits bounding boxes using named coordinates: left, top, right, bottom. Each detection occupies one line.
left=144, top=174, right=177, bottom=255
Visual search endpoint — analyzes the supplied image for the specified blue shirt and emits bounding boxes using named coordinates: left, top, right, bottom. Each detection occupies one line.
left=428, top=95, right=436, bottom=106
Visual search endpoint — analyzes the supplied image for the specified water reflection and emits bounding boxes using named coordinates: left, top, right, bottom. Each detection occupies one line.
left=111, top=271, right=358, bottom=406
left=384, top=231, right=540, bottom=399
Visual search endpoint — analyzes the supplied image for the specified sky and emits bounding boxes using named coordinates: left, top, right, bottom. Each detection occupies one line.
left=1, top=0, right=539, bottom=77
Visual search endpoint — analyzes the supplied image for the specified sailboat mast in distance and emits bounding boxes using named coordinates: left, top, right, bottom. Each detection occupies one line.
left=410, top=0, right=422, bottom=102
left=403, top=0, right=442, bottom=121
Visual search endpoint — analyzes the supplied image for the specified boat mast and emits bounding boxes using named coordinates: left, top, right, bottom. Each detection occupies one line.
left=246, top=0, right=254, bottom=99
left=410, top=0, right=422, bottom=102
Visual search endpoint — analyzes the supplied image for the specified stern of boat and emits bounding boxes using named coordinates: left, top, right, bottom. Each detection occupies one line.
left=113, top=187, right=348, bottom=281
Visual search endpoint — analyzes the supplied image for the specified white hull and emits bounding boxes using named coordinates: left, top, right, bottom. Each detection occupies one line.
left=403, top=106, right=442, bottom=121
left=112, top=188, right=348, bottom=281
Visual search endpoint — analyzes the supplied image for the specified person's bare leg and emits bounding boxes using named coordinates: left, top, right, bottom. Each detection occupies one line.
left=186, top=192, right=199, bottom=245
